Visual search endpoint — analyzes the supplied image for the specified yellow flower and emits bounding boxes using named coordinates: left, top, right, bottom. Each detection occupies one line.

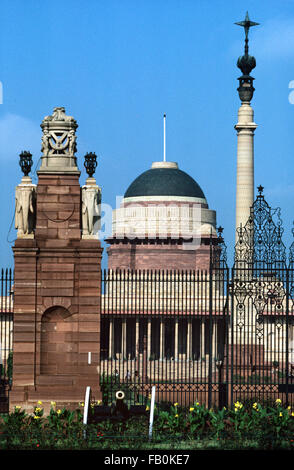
left=96, top=400, right=102, bottom=405
left=146, top=405, right=150, bottom=411
left=35, top=407, right=42, bottom=413
left=253, top=404, right=259, bottom=411
left=291, top=412, right=294, bottom=417
left=15, top=405, right=21, bottom=411
left=57, top=409, right=62, bottom=415
left=51, top=401, right=56, bottom=407
left=189, top=407, right=194, bottom=412
left=279, top=412, right=283, bottom=417
left=175, top=414, right=179, bottom=418
left=234, top=401, right=243, bottom=411
left=37, top=400, right=43, bottom=406
left=174, top=402, right=179, bottom=407
left=276, top=398, right=282, bottom=404
left=196, top=402, right=200, bottom=406
left=34, top=415, right=41, bottom=420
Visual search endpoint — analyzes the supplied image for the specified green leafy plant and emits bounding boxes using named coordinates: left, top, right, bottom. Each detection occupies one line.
left=1, top=398, right=294, bottom=450
left=209, top=406, right=228, bottom=439
left=185, top=402, right=211, bottom=438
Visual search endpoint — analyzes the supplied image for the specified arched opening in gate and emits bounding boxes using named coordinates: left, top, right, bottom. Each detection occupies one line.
left=40, top=306, right=78, bottom=375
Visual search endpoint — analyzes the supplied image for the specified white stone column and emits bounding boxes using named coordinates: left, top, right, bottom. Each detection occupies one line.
left=122, top=319, right=127, bottom=359
left=201, top=319, right=206, bottom=358
left=212, top=320, right=216, bottom=360
left=174, top=319, right=179, bottom=361
left=235, top=102, right=257, bottom=241
left=109, top=319, right=114, bottom=358
left=160, top=319, right=165, bottom=360
left=135, top=319, right=140, bottom=356
left=147, top=320, right=152, bottom=360
left=187, top=320, right=192, bottom=361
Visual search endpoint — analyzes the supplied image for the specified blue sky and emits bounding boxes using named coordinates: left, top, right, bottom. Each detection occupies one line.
left=1, top=0, right=294, bottom=268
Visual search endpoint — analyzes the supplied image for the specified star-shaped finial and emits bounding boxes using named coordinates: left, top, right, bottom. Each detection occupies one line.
left=235, top=11, right=259, bottom=40
left=257, top=185, right=264, bottom=194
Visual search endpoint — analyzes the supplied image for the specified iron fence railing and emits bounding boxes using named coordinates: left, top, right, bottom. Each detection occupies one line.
left=100, top=264, right=294, bottom=409
left=0, top=268, right=13, bottom=413
left=2, top=263, right=294, bottom=411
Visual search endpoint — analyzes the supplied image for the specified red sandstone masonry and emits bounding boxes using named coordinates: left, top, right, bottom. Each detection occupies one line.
left=107, top=240, right=212, bottom=271
left=10, top=173, right=103, bottom=414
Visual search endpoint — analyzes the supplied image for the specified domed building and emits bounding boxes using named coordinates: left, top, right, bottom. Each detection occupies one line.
left=100, top=160, right=222, bottom=376
left=106, top=160, right=217, bottom=271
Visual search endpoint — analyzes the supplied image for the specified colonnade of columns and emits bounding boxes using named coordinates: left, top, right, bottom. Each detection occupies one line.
left=103, top=317, right=221, bottom=361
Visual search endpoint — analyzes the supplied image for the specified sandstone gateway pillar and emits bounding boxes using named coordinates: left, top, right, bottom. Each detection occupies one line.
left=10, top=107, right=102, bottom=413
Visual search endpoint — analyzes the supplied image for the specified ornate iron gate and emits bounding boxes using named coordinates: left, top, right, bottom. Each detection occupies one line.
left=1, top=190, right=294, bottom=411
left=230, top=187, right=294, bottom=407
left=100, top=188, right=294, bottom=409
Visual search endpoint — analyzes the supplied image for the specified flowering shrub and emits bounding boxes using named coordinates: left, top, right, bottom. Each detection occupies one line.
left=154, top=402, right=185, bottom=436
left=1, top=398, right=294, bottom=449
left=185, top=402, right=211, bottom=436
left=152, top=398, right=294, bottom=447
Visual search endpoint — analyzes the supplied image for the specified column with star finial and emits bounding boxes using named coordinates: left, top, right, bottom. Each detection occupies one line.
left=234, top=12, right=259, bottom=243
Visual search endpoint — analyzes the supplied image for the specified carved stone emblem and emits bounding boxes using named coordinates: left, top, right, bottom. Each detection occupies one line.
left=39, top=107, right=79, bottom=173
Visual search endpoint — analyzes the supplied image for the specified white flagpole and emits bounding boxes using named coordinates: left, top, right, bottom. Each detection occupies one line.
left=163, top=114, right=166, bottom=162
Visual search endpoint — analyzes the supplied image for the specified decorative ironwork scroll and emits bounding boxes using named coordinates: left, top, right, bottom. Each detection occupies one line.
left=212, top=226, right=228, bottom=269
left=234, top=185, right=287, bottom=267
left=234, top=186, right=288, bottom=340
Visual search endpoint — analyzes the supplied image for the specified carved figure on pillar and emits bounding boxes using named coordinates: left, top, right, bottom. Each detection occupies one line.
left=41, top=129, right=50, bottom=156
left=15, top=184, right=36, bottom=237
left=15, top=151, right=36, bottom=238
left=82, top=184, right=101, bottom=236
left=82, top=151, right=101, bottom=238
left=68, top=129, right=77, bottom=155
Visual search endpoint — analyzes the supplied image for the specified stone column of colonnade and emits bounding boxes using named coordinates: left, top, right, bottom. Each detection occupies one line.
left=113, top=317, right=219, bottom=372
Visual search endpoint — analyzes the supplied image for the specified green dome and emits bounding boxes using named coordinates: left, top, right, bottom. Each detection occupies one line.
left=124, top=163, right=206, bottom=199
